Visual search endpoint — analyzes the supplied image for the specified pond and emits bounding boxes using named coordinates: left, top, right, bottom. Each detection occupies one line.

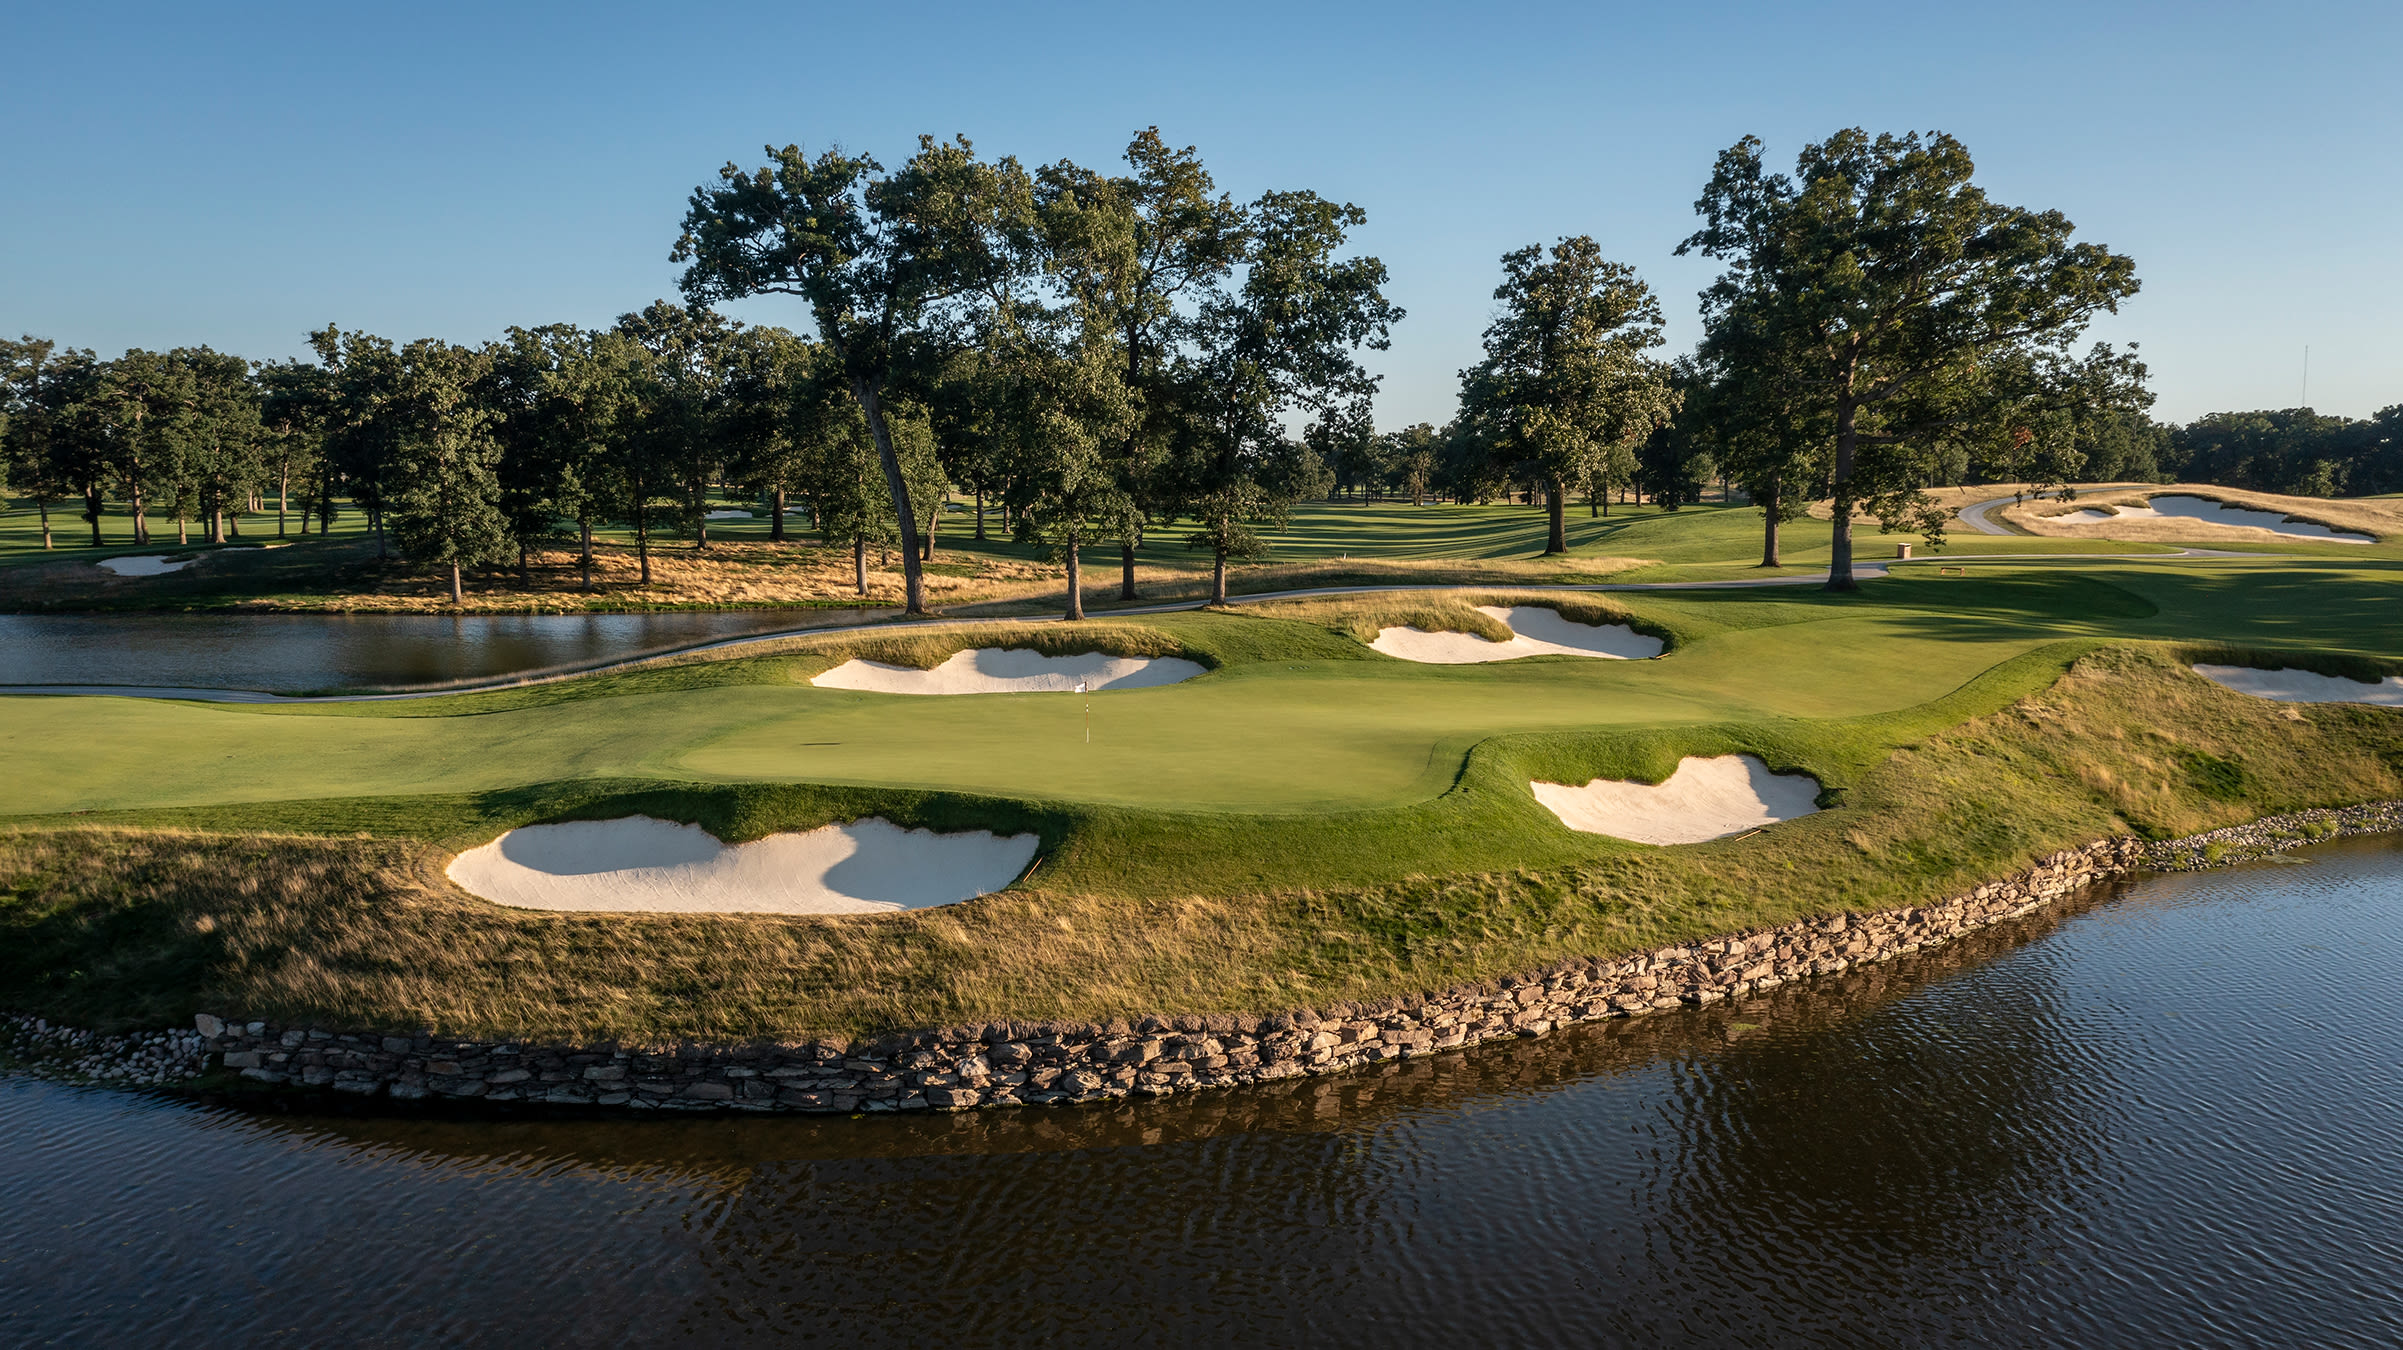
left=0, top=609, right=887, bottom=693
left=5, top=838, right=2402, bottom=1346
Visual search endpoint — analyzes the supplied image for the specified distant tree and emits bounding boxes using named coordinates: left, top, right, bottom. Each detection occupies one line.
left=1039, top=130, right=1249, bottom=597
left=257, top=359, right=330, bottom=537
left=1460, top=237, right=1672, bottom=552
left=1, top=338, right=81, bottom=548
left=1179, top=189, right=1400, bottom=602
left=616, top=300, right=738, bottom=549
left=388, top=340, right=509, bottom=604
left=310, top=326, right=405, bottom=558
left=1681, top=129, right=2140, bottom=588
left=172, top=347, right=263, bottom=544
left=676, top=136, right=1029, bottom=615
left=717, top=325, right=816, bottom=543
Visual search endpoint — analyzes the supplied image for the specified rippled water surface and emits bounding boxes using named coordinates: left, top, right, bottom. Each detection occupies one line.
left=6, top=841, right=2403, bottom=1346
left=0, top=610, right=882, bottom=691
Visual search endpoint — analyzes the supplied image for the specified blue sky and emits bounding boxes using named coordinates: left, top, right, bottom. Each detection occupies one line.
left=3, top=0, right=2396, bottom=426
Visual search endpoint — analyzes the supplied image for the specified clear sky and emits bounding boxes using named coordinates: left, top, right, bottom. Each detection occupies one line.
left=3, top=0, right=2395, bottom=427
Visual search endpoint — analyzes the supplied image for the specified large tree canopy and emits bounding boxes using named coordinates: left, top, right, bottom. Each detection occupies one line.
left=674, top=137, right=1027, bottom=615
left=1459, top=236, right=1673, bottom=553
left=1680, top=128, right=2140, bottom=588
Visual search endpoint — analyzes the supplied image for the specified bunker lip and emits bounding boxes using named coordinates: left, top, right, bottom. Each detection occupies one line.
left=2194, top=664, right=2403, bottom=707
left=1371, top=605, right=1663, bottom=664
left=95, top=555, right=196, bottom=577
left=811, top=648, right=1205, bottom=695
left=1533, top=754, right=1822, bottom=845
left=444, top=815, right=1040, bottom=915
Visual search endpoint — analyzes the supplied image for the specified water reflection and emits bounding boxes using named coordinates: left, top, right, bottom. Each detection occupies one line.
left=0, top=610, right=887, bottom=691
left=8, top=845, right=2403, bottom=1346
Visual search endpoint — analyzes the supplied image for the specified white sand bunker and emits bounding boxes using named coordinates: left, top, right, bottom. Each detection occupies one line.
left=1533, top=754, right=1822, bottom=845
left=446, top=815, right=1039, bottom=915
left=1372, top=606, right=1663, bottom=664
left=2057, top=495, right=2370, bottom=543
left=2193, top=664, right=2403, bottom=707
left=704, top=509, right=755, bottom=519
left=96, top=555, right=194, bottom=576
left=812, top=648, right=1205, bottom=695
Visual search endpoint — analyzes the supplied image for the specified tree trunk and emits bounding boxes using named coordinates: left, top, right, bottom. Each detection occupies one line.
left=580, top=517, right=593, bottom=591
left=85, top=482, right=103, bottom=546
left=974, top=486, right=986, bottom=541
left=1211, top=548, right=1229, bottom=606
left=847, top=377, right=927, bottom=614
left=1119, top=539, right=1137, bottom=601
left=852, top=535, right=867, bottom=596
left=1545, top=476, right=1567, bottom=554
left=1827, top=402, right=1858, bottom=592
left=518, top=540, right=530, bottom=587
left=1761, top=474, right=1782, bottom=568
left=635, top=503, right=651, bottom=585
left=132, top=483, right=148, bottom=545
left=1064, top=537, right=1084, bottom=620
left=373, top=508, right=386, bottom=560
left=277, top=465, right=288, bottom=537
left=450, top=561, right=463, bottom=605
left=37, top=497, right=52, bottom=549
left=770, top=486, right=786, bottom=543
left=177, top=512, right=188, bottom=546
left=921, top=498, right=936, bottom=562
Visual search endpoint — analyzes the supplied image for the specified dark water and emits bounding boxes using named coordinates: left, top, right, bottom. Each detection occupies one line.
left=0, top=610, right=884, bottom=692
left=6, top=841, right=2403, bottom=1347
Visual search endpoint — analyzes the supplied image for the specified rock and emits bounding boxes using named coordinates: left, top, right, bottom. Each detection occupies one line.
left=193, top=1013, right=224, bottom=1039
left=682, top=1081, right=734, bottom=1101
left=220, top=1051, right=261, bottom=1069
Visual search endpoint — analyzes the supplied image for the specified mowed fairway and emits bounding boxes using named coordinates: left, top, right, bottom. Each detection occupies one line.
left=9, top=564, right=2376, bottom=820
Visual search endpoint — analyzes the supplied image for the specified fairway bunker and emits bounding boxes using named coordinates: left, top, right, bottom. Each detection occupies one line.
left=2055, top=495, right=2372, bottom=543
left=446, top=815, right=1039, bottom=915
left=2194, top=664, right=2403, bottom=707
left=1533, top=754, right=1821, bottom=845
left=95, top=555, right=194, bottom=577
left=812, top=648, right=1205, bottom=695
left=1372, top=605, right=1662, bottom=664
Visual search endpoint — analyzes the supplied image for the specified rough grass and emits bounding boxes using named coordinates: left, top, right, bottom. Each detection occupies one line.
left=6, top=644, right=2396, bottom=1041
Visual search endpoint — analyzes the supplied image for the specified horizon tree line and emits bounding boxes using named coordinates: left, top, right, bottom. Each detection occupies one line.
left=8, top=125, right=2403, bottom=603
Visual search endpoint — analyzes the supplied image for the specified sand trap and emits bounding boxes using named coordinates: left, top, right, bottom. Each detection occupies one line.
left=96, top=555, right=194, bottom=576
left=446, top=815, right=1039, bottom=914
left=812, top=648, right=1205, bottom=695
left=2193, top=664, right=2403, bottom=707
left=704, top=509, right=755, bottom=519
left=2054, top=495, right=2371, bottom=543
left=1372, top=605, right=1663, bottom=664
left=1533, top=754, right=1822, bottom=845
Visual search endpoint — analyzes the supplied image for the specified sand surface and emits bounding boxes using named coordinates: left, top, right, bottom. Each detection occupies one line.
left=1532, top=754, right=1822, bottom=844
left=2043, top=494, right=2371, bottom=543
left=96, top=555, right=194, bottom=576
left=2193, top=664, right=2403, bottom=707
left=812, top=648, right=1206, bottom=695
left=1371, top=606, right=1663, bottom=664
left=446, top=815, right=1039, bottom=914
left=704, top=509, right=755, bottom=519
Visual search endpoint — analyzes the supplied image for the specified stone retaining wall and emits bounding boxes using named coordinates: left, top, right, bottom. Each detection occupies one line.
left=9, top=803, right=2402, bottom=1114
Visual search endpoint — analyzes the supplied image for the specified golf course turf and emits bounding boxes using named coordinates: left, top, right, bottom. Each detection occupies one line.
left=4, top=501, right=2402, bottom=1044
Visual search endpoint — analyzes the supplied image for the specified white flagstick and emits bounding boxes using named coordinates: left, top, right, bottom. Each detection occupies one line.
left=1076, top=679, right=1090, bottom=743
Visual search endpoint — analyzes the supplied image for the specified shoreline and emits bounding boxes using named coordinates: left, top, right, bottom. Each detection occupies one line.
left=10, top=800, right=2398, bottom=1116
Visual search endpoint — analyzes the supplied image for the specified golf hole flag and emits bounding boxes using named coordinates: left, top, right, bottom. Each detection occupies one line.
left=1074, top=680, right=1089, bottom=694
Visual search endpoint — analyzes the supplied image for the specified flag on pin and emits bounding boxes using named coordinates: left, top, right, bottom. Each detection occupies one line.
left=1074, top=680, right=1089, bottom=694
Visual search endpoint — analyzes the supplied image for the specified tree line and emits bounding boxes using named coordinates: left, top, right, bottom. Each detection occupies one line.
left=7, top=124, right=2397, bottom=602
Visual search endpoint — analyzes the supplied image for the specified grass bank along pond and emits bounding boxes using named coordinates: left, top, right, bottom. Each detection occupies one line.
left=6, top=559, right=2403, bottom=1057
left=8, top=838, right=2403, bottom=1345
